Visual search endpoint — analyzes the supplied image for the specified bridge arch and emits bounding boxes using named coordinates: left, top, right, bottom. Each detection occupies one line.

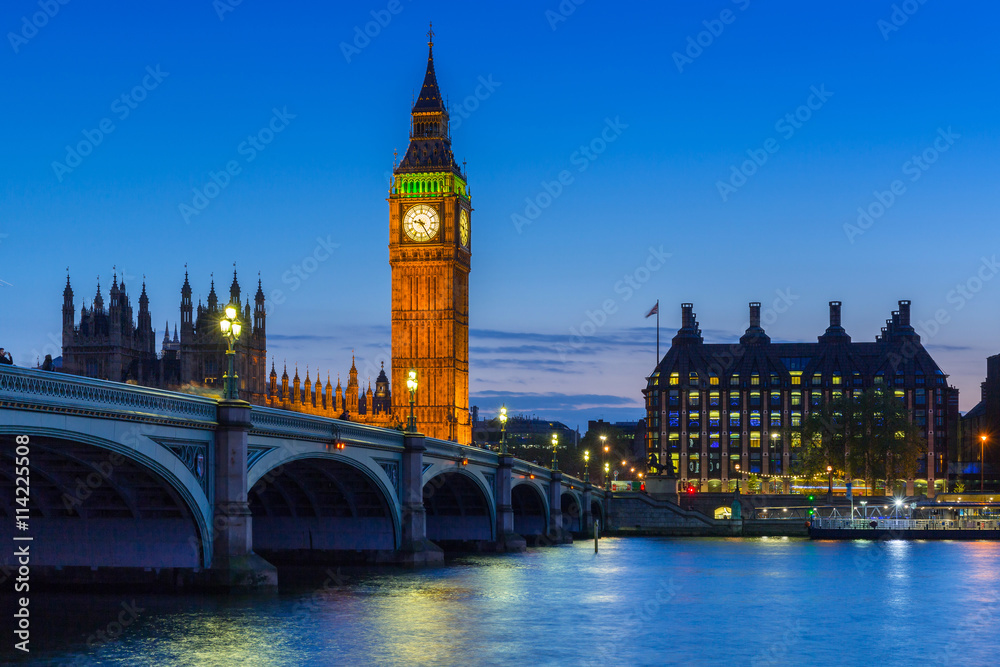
left=248, top=452, right=401, bottom=562
left=423, top=469, right=495, bottom=547
left=561, top=490, right=584, bottom=533
left=511, top=482, right=548, bottom=538
left=0, top=427, right=211, bottom=569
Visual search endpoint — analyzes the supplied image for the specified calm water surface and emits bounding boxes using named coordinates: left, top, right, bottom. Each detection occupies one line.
left=7, top=537, right=1000, bottom=666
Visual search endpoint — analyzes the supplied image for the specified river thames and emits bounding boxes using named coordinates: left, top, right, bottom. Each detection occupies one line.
left=8, top=537, right=1000, bottom=666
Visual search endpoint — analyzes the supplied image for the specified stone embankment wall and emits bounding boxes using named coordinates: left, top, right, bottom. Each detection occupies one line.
left=606, top=493, right=809, bottom=537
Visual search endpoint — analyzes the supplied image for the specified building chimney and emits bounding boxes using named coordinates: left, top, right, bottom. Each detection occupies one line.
left=829, top=301, right=842, bottom=328
left=898, top=300, right=911, bottom=327
left=681, top=303, right=693, bottom=329
left=749, top=302, right=761, bottom=328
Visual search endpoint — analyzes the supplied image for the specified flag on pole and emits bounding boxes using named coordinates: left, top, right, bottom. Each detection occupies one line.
left=645, top=302, right=659, bottom=318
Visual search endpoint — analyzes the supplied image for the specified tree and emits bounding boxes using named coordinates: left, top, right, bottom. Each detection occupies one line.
left=798, top=388, right=926, bottom=495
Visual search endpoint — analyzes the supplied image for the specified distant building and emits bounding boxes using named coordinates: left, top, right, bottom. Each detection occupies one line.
left=586, top=419, right=647, bottom=463
left=473, top=413, right=578, bottom=458
left=960, top=354, right=1000, bottom=487
left=643, top=300, right=959, bottom=496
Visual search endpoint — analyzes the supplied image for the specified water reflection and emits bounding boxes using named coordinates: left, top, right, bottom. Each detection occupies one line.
left=8, top=539, right=1000, bottom=666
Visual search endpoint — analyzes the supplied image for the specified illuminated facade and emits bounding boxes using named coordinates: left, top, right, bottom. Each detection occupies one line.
left=388, top=31, right=472, bottom=443
left=264, top=357, right=394, bottom=428
left=643, top=300, right=959, bottom=497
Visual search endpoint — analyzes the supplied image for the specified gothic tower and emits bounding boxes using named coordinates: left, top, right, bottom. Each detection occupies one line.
left=389, top=27, right=472, bottom=443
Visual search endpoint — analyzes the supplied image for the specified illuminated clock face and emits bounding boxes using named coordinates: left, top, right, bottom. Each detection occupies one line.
left=459, top=209, right=470, bottom=247
left=403, top=204, right=440, bottom=242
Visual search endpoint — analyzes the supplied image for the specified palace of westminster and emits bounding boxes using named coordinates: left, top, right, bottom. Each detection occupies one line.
left=51, top=31, right=999, bottom=487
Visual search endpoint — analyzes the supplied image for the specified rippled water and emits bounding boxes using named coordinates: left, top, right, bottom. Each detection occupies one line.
left=7, top=537, right=1000, bottom=666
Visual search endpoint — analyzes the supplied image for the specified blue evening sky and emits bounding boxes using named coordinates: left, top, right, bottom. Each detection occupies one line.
left=1, top=1, right=998, bottom=428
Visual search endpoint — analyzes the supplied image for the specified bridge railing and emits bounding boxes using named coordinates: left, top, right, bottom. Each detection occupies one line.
left=250, top=405, right=405, bottom=449
left=0, top=365, right=217, bottom=423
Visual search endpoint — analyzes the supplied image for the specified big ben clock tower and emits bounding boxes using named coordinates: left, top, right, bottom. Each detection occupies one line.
left=389, top=27, right=471, bottom=443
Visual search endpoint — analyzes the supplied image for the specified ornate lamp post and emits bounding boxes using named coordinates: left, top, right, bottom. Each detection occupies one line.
left=601, top=435, right=609, bottom=490
left=499, top=404, right=508, bottom=455
left=406, top=369, right=418, bottom=433
left=583, top=450, right=590, bottom=482
left=219, top=303, right=243, bottom=401
left=734, top=463, right=741, bottom=495
left=981, top=435, right=988, bottom=492
left=827, top=465, right=834, bottom=502
left=551, top=434, right=559, bottom=470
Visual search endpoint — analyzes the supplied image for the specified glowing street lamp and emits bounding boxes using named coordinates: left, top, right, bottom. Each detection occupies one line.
left=583, top=450, right=590, bottom=483
left=734, top=463, right=741, bottom=495
left=981, top=435, right=988, bottom=492
left=827, top=465, right=834, bottom=502
left=499, top=404, right=508, bottom=455
left=219, top=303, right=243, bottom=400
left=551, top=433, right=559, bottom=470
left=406, top=369, right=418, bottom=433
left=600, top=434, right=609, bottom=490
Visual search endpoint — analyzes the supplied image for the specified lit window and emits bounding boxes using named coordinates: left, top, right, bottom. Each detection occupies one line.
left=709, top=375, right=719, bottom=385
left=669, top=373, right=680, bottom=386
left=832, top=373, right=842, bottom=386
left=689, top=372, right=699, bottom=385
left=770, top=413, right=781, bottom=428
left=688, top=391, right=701, bottom=407
left=791, top=375, right=801, bottom=386
left=750, top=411, right=761, bottom=427
left=750, top=432, right=761, bottom=448
left=751, top=374, right=760, bottom=386
left=791, top=392, right=801, bottom=407
left=709, top=411, right=721, bottom=427
left=791, top=412, right=802, bottom=428
left=729, top=413, right=740, bottom=428
left=709, top=391, right=720, bottom=407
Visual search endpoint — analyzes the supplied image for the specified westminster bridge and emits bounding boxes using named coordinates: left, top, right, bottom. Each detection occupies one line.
left=0, top=366, right=605, bottom=588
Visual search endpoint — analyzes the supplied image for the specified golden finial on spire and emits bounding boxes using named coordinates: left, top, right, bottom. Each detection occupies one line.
left=427, top=21, right=434, bottom=47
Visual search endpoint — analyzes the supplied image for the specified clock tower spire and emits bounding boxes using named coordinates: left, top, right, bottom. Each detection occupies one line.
left=389, top=27, right=472, bottom=443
